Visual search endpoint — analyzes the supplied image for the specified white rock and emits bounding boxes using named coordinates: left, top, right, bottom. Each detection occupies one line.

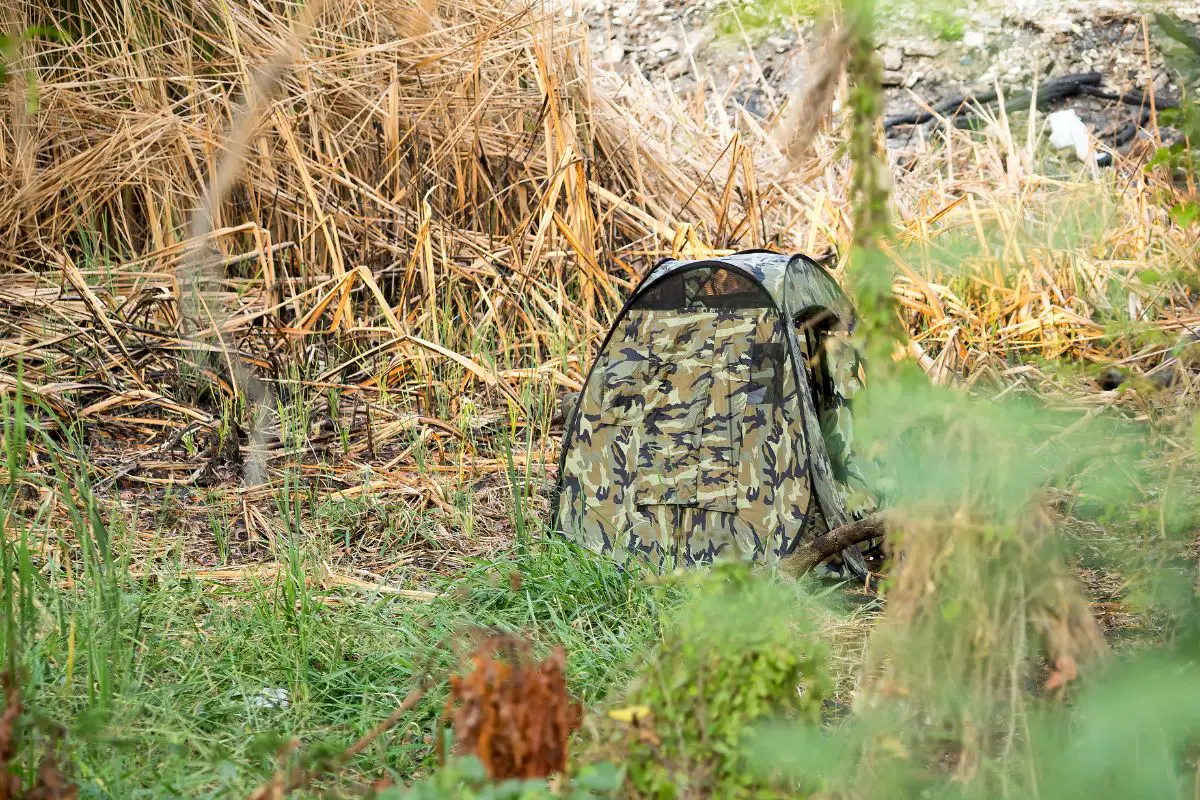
left=977, top=12, right=1003, bottom=29
left=251, top=687, right=290, bottom=710
left=1037, top=15, right=1068, bottom=33
left=903, top=40, right=941, bottom=58
left=963, top=30, right=986, bottom=49
left=1047, top=109, right=1094, bottom=162
left=664, top=57, right=689, bottom=78
left=882, top=70, right=905, bottom=87
left=651, top=35, right=678, bottom=56
left=599, top=41, right=625, bottom=65
left=880, top=46, right=904, bottom=71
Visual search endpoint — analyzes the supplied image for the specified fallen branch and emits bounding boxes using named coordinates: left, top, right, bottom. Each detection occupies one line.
left=779, top=512, right=889, bottom=578
left=884, top=73, right=1103, bottom=130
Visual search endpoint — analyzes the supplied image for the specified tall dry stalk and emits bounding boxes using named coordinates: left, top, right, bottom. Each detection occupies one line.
left=772, top=22, right=850, bottom=172
left=830, top=1, right=1112, bottom=792
left=178, top=0, right=329, bottom=487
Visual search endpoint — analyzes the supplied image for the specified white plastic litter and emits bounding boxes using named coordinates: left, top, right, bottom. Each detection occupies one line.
left=251, top=687, right=290, bottom=710
left=1047, top=109, right=1094, bottom=162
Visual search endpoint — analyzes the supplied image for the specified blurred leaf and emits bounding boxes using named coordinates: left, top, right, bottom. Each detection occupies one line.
left=572, top=762, right=624, bottom=792
left=1156, top=13, right=1200, bottom=58
left=606, top=705, right=651, bottom=724
left=1032, top=656, right=1200, bottom=800
left=1169, top=202, right=1199, bottom=228
left=245, top=731, right=291, bottom=760
left=1138, top=268, right=1163, bottom=285
left=1155, top=14, right=1200, bottom=91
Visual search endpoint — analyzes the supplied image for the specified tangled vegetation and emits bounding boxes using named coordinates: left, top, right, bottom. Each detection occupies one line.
left=0, top=0, right=1198, bottom=797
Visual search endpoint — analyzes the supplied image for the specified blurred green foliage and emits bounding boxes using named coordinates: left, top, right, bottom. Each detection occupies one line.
left=613, top=565, right=832, bottom=798
left=715, top=0, right=831, bottom=36
left=1152, top=14, right=1200, bottom=229
left=380, top=757, right=622, bottom=799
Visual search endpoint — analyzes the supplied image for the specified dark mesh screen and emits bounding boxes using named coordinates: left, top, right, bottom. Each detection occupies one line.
left=634, top=265, right=771, bottom=311
left=793, top=307, right=840, bottom=335
left=794, top=308, right=836, bottom=416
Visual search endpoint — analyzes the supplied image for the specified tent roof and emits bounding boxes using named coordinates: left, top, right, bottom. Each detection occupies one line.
left=637, top=250, right=856, bottom=329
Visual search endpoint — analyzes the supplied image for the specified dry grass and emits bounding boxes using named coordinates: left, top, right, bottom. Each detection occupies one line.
left=0, top=0, right=1197, bottom=579
left=1, top=4, right=1198, bottom=796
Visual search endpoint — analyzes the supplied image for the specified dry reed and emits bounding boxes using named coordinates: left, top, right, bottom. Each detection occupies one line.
left=0, top=0, right=1196, bottom=572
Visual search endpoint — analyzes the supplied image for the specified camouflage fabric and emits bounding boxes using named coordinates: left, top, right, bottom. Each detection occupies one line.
left=555, top=253, right=872, bottom=578
left=807, top=328, right=881, bottom=578
left=559, top=303, right=812, bottom=570
left=819, top=330, right=876, bottom=520
left=639, top=252, right=855, bottom=326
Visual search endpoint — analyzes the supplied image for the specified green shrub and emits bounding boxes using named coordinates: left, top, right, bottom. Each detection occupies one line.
left=614, top=566, right=832, bottom=798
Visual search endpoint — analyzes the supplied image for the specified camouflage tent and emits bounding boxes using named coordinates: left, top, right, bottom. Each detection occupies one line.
left=554, top=251, right=875, bottom=578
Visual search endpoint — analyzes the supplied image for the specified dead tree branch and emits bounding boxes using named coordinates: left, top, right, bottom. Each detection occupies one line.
left=779, top=512, right=889, bottom=578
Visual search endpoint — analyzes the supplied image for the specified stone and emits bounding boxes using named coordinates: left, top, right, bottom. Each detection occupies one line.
left=1038, top=16, right=1078, bottom=38
left=963, top=30, right=986, bottom=49
left=651, top=35, right=678, bottom=56
left=977, top=12, right=1003, bottom=29
left=902, top=39, right=941, bottom=59
left=880, top=46, right=904, bottom=72
left=664, top=56, right=689, bottom=78
left=882, top=70, right=905, bottom=87
left=599, top=40, right=625, bottom=66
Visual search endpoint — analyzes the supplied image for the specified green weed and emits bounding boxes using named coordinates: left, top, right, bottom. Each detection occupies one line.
left=0, top=378, right=677, bottom=796
left=598, top=565, right=832, bottom=799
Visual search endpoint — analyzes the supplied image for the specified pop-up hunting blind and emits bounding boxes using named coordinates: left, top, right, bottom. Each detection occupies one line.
left=554, top=251, right=875, bottom=579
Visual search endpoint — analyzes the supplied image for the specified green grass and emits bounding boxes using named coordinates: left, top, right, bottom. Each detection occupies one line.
left=714, top=0, right=830, bottom=37
left=0, top=387, right=680, bottom=797
left=715, top=0, right=969, bottom=45
left=4, top=348, right=1199, bottom=799
left=4, top=531, right=676, bottom=797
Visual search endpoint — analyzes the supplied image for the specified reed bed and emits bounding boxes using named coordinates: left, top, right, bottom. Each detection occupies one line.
left=0, top=0, right=1197, bottom=572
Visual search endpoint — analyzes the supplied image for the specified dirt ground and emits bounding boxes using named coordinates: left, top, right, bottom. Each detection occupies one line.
left=582, top=0, right=1200, bottom=155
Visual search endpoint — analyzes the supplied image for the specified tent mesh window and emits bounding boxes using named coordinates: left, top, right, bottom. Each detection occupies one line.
left=635, top=265, right=771, bottom=311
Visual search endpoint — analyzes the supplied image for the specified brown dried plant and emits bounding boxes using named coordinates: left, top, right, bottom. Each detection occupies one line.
left=444, top=633, right=581, bottom=780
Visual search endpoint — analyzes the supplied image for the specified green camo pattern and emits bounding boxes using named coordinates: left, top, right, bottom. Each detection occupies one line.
left=556, top=252, right=873, bottom=577
left=820, top=329, right=876, bottom=520
left=559, top=306, right=811, bottom=570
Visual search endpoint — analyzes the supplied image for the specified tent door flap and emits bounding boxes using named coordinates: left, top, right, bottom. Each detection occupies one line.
left=695, top=345, right=750, bottom=512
